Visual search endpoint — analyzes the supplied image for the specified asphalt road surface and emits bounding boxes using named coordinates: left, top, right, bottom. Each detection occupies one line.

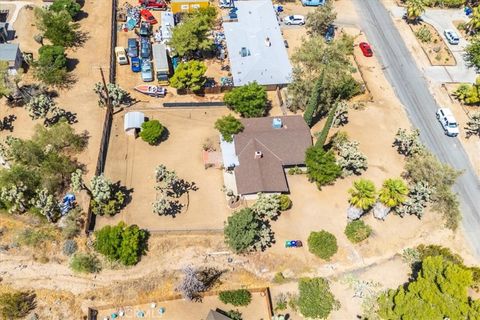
left=353, top=0, right=480, bottom=256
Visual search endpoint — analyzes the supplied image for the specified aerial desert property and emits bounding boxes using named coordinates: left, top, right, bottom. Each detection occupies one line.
left=1, top=0, right=480, bottom=318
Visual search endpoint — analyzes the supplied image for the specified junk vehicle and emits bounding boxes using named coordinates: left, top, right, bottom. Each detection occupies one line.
left=139, top=0, right=167, bottom=10
left=152, top=43, right=171, bottom=84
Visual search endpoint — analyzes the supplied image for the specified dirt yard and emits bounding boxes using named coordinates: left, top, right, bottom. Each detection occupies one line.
left=409, top=22, right=456, bottom=66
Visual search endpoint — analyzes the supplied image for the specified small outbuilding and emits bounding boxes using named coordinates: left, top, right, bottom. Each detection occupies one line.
left=0, top=43, right=22, bottom=74
left=124, top=111, right=145, bottom=136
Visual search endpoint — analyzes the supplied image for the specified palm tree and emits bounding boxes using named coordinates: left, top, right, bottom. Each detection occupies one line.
left=406, top=0, right=426, bottom=22
left=378, top=178, right=409, bottom=208
left=348, top=179, right=377, bottom=210
left=466, top=6, right=480, bottom=34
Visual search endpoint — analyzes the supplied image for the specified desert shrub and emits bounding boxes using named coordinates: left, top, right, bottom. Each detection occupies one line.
left=288, top=166, right=303, bottom=175
left=176, top=266, right=221, bottom=301
left=62, top=239, right=78, bottom=256
left=94, top=222, right=149, bottom=266
left=273, top=272, right=288, bottom=284
left=0, top=290, right=36, bottom=319
left=140, top=120, right=165, bottom=145
left=274, top=293, right=288, bottom=311
left=61, top=207, right=82, bottom=239
left=344, top=220, right=372, bottom=243
left=219, top=289, right=252, bottom=306
left=226, top=310, right=242, bottom=320
left=16, top=228, right=55, bottom=247
left=308, top=230, right=338, bottom=260
left=298, top=277, right=339, bottom=319
left=305, top=146, right=342, bottom=189
left=276, top=194, right=292, bottom=211
left=334, top=139, right=368, bottom=177
left=415, top=25, right=432, bottom=43
left=251, top=193, right=280, bottom=219
left=70, top=252, right=101, bottom=273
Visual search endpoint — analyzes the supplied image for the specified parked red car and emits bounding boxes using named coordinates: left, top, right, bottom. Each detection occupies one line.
left=139, top=0, right=167, bottom=11
left=359, top=42, right=373, bottom=57
left=140, top=9, right=158, bottom=24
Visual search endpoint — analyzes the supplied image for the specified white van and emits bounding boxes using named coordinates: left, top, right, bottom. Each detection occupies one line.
left=444, top=29, right=460, bottom=45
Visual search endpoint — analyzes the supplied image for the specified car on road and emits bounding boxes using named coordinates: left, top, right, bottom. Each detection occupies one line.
left=444, top=29, right=460, bottom=45
left=139, top=0, right=167, bottom=10
left=127, top=38, right=138, bottom=57
left=141, top=9, right=158, bottom=24
left=131, top=57, right=141, bottom=72
left=140, top=37, right=151, bottom=59
left=115, top=47, right=128, bottom=65
left=141, top=59, right=153, bottom=82
left=285, top=240, right=303, bottom=248
left=359, top=42, right=373, bottom=57
left=325, top=24, right=335, bottom=42
left=436, top=108, right=459, bottom=137
left=283, top=15, right=305, bottom=25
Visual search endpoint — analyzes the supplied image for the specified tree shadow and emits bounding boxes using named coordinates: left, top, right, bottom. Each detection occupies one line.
left=66, top=58, right=80, bottom=72
left=167, top=178, right=198, bottom=198
left=0, top=115, right=17, bottom=132
left=75, top=10, right=89, bottom=21
left=71, top=30, right=90, bottom=49
left=44, top=110, right=79, bottom=127
left=115, top=182, right=134, bottom=209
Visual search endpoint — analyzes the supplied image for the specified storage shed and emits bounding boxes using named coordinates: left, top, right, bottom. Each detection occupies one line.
left=170, top=0, right=209, bottom=14
left=124, top=111, right=145, bottom=136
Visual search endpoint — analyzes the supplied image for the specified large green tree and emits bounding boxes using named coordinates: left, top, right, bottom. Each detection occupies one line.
left=170, top=60, right=207, bottom=92
left=406, top=0, right=427, bottom=21
left=223, top=82, right=268, bottom=118
left=305, top=1, right=337, bottom=36
left=35, top=8, right=79, bottom=47
left=465, top=36, right=480, bottom=71
left=33, top=45, right=68, bottom=86
left=378, top=256, right=480, bottom=319
left=224, top=208, right=259, bottom=253
left=94, top=222, right=149, bottom=266
left=49, top=0, right=81, bottom=18
left=305, top=146, right=342, bottom=189
left=169, top=7, right=217, bottom=57
left=139, top=120, right=165, bottom=145
left=297, top=277, right=339, bottom=319
left=214, top=115, right=244, bottom=142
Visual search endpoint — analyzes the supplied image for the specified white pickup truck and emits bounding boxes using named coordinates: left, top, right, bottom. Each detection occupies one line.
left=436, top=108, right=459, bottom=137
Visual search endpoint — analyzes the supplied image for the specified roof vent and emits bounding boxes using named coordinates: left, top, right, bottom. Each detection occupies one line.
left=272, top=117, right=282, bottom=129
left=254, top=151, right=263, bottom=159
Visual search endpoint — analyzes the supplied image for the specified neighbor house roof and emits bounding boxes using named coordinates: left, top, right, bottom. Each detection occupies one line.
left=233, top=116, right=311, bottom=195
left=206, top=310, right=231, bottom=320
left=0, top=43, right=19, bottom=62
left=223, top=0, right=292, bottom=86
left=124, top=111, right=145, bottom=131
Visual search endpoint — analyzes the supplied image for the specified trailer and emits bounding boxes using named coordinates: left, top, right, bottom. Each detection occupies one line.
left=152, top=43, right=170, bottom=85
left=159, top=11, right=175, bottom=42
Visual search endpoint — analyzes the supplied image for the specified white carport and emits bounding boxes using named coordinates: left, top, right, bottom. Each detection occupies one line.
left=124, top=111, right=145, bottom=136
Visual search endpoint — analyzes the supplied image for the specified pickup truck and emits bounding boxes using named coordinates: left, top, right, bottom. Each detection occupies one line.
left=115, top=47, right=128, bottom=65
left=436, top=108, right=459, bottom=137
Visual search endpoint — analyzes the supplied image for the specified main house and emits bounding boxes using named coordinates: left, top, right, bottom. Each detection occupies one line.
left=221, top=116, right=312, bottom=198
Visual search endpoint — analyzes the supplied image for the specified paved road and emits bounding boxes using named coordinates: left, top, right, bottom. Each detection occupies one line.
left=353, top=0, right=480, bottom=256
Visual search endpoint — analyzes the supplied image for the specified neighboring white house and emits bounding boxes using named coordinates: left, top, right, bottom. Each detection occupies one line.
left=124, top=111, right=145, bottom=136
left=0, top=43, right=22, bottom=74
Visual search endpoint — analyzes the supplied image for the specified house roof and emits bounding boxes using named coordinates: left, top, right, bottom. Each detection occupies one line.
left=124, top=111, right=145, bottom=131
left=223, top=0, right=292, bottom=86
left=206, top=310, right=231, bottom=320
left=233, top=116, right=311, bottom=195
left=0, top=43, right=19, bottom=61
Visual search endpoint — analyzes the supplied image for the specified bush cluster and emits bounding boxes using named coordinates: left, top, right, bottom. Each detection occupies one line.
left=307, top=230, right=338, bottom=260
left=344, top=220, right=372, bottom=243
left=218, top=289, right=252, bottom=307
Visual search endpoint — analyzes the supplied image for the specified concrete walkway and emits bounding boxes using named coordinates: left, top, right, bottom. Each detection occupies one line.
left=0, top=1, right=34, bottom=28
left=388, top=4, right=477, bottom=83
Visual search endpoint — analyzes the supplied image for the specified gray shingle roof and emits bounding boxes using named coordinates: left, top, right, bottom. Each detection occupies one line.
left=0, top=43, right=19, bottom=61
left=223, top=0, right=292, bottom=86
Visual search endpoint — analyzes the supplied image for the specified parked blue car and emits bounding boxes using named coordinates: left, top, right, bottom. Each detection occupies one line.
left=131, top=57, right=141, bottom=72
left=127, top=38, right=138, bottom=57
left=140, top=37, right=151, bottom=59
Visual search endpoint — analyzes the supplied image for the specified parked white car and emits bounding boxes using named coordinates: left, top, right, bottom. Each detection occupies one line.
left=444, top=29, right=460, bottom=45
left=283, top=15, right=305, bottom=25
left=436, top=108, right=459, bottom=137
left=115, top=47, right=129, bottom=65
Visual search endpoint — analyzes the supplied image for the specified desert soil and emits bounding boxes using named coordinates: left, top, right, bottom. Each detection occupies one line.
left=409, top=21, right=456, bottom=66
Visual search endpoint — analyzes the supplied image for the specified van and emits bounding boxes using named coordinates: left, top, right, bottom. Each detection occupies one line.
left=444, top=29, right=460, bottom=45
